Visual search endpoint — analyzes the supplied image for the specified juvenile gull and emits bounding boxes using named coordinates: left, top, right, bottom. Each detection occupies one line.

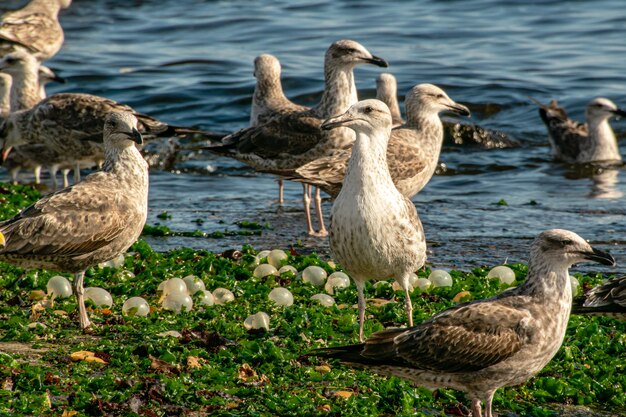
left=249, top=53, right=308, bottom=205
left=0, top=112, right=148, bottom=330
left=0, top=0, right=71, bottom=60
left=312, top=229, right=615, bottom=417
left=324, top=99, right=427, bottom=342
left=213, top=40, right=387, bottom=235
left=572, top=275, right=626, bottom=320
left=287, top=84, right=470, bottom=199
left=376, top=73, right=404, bottom=127
left=0, top=50, right=55, bottom=110
left=535, top=97, right=626, bottom=163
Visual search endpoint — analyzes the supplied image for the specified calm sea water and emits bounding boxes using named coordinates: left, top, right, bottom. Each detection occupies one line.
left=3, top=0, right=626, bottom=272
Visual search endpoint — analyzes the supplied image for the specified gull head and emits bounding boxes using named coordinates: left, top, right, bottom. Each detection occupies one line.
left=103, top=112, right=143, bottom=149
left=376, top=73, right=398, bottom=96
left=253, top=54, right=281, bottom=82
left=405, top=83, right=470, bottom=119
left=0, top=50, right=40, bottom=77
left=531, top=229, right=615, bottom=270
left=39, top=65, right=65, bottom=86
left=326, top=40, right=388, bottom=69
left=321, top=99, right=392, bottom=136
left=586, top=97, right=626, bottom=123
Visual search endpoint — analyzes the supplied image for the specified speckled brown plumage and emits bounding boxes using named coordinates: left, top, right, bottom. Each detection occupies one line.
left=313, top=229, right=615, bottom=417
left=0, top=112, right=148, bottom=330
left=572, top=275, right=626, bottom=319
left=0, top=0, right=71, bottom=61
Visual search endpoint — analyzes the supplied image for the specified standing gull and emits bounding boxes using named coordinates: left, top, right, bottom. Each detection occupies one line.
left=249, top=53, right=308, bottom=205
left=0, top=50, right=56, bottom=110
left=572, top=275, right=626, bottom=319
left=376, top=73, right=404, bottom=127
left=0, top=112, right=148, bottom=330
left=324, top=99, right=427, bottom=342
left=0, top=0, right=71, bottom=61
left=312, top=229, right=615, bottom=417
left=210, top=40, right=388, bottom=236
left=287, top=84, right=470, bottom=199
left=534, top=97, right=626, bottom=163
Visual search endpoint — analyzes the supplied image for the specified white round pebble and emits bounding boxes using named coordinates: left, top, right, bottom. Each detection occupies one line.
left=392, top=281, right=413, bottom=292
left=46, top=275, right=72, bottom=299
left=197, top=290, right=215, bottom=306
left=302, top=266, right=327, bottom=286
left=278, top=265, right=297, bottom=275
left=408, top=273, right=419, bottom=288
left=244, top=311, right=270, bottom=331
left=487, top=266, right=516, bottom=285
left=429, top=270, right=453, bottom=288
left=113, top=270, right=135, bottom=281
left=213, top=288, right=235, bottom=304
left=311, top=293, right=335, bottom=307
left=268, top=287, right=294, bottom=306
left=99, top=254, right=125, bottom=269
left=162, top=293, right=193, bottom=313
left=256, top=250, right=271, bottom=262
left=373, top=281, right=391, bottom=288
left=325, top=272, right=351, bottom=295
left=182, top=275, right=206, bottom=295
left=570, top=275, right=580, bottom=296
left=268, top=249, right=288, bottom=268
left=84, top=287, right=113, bottom=308
left=162, top=278, right=188, bottom=296
left=253, top=264, right=278, bottom=278
left=122, top=297, right=150, bottom=317
left=414, top=278, right=432, bottom=291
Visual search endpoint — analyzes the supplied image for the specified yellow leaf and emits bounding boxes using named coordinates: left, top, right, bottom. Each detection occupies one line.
left=70, top=351, right=95, bottom=361
left=452, top=291, right=472, bottom=303
left=314, top=365, right=331, bottom=374
left=61, top=411, right=79, bottom=417
left=187, top=356, right=203, bottom=369
left=331, top=390, right=353, bottom=399
left=84, top=356, right=107, bottom=364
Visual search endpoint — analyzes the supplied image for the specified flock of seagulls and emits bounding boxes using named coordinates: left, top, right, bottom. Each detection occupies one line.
left=0, top=1, right=624, bottom=416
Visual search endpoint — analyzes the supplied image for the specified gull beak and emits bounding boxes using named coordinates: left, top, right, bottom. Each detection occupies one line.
left=321, top=112, right=353, bottom=131
left=0, top=231, right=5, bottom=247
left=51, top=73, right=66, bottom=84
left=582, top=247, right=616, bottom=266
left=611, top=108, right=626, bottom=118
left=131, top=128, right=143, bottom=145
left=447, top=103, right=471, bottom=117
left=2, top=144, right=12, bottom=162
left=363, top=55, right=389, bottom=68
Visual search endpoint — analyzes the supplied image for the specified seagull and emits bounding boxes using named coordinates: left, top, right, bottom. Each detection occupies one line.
left=249, top=53, right=308, bottom=206
left=0, top=112, right=148, bottom=330
left=572, top=275, right=626, bottom=319
left=209, top=40, right=388, bottom=236
left=287, top=84, right=470, bottom=200
left=0, top=49, right=56, bottom=110
left=323, top=99, right=427, bottom=342
left=311, top=229, right=615, bottom=417
left=0, top=0, right=71, bottom=61
left=376, top=73, right=404, bottom=127
left=534, top=97, right=625, bottom=163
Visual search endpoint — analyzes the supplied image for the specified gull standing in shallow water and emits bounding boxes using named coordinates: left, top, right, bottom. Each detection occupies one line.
left=0, top=112, right=149, bottom=330
left=249, top=53, right=308, bottom=205
left=312, top=229, right=615, bottom=417
left=535, top=97, right=626, bottom=163
left=287, top=84, right=470, bottom=199
left=572, top=275, right=626, bottom=320
left=210, top=40, right=388, bottom=236
left=0, top=0, right=71, bottom=60
left=323, top=99, right=427, bottom=342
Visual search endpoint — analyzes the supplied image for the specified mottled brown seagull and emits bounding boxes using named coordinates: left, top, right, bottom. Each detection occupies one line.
left=249, top=53, right=308, bottom=205
left=376, top=73, right=404, bottom=127
left=324, top=99, right=427, bottom=342
left=312, top=229, right=615, bottom=417
left=287, top=84, right=470, bottom=199
left=0, top=112, right=148, bottom=330
left=0, top=0, right=71, bottom=61
left=534, top=97, right=625, bottom=163
left=210, top=40, right=388, bottom=236
left=572, top=275, right=626, bottom=319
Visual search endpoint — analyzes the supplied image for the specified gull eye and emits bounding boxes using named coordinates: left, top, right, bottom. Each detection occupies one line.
left=436, top=94, right=445, bottom=99
left=364, top=106, right=373, bottom=114
left=5, top=56, right=15, bottom=64
left=561, top=239, right=573, bottom=246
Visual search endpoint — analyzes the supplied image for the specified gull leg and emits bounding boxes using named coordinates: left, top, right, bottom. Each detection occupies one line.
left=303, top=184, right=315, bottom=236
left=74, top=271, right=91, bottom=330
left=33, top=165, right=41, bottom=184
left=401, top=276, right=414, bottom=327
left=10, top=168, right=19, bottom=184
left=484, top=391, right=495, bottom=417
left=73, top=163, right=81, bottom=183
left=355, top=279, right=366, bottom=342
left=62, top=169, right=70, bottom=188
left=314, top=187, right=328, bottom=237
left=49, top=164, right=59, bottom=190
left=471, top=398, right=482, bottom=417
left=278, top=178, right=284, bottom=204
